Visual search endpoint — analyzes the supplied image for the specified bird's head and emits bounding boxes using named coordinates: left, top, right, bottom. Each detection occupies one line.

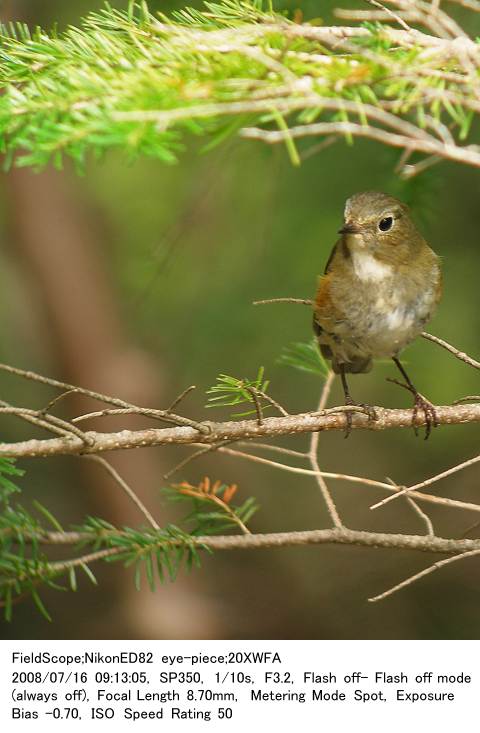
left=339, top=191, right=423, bottom=263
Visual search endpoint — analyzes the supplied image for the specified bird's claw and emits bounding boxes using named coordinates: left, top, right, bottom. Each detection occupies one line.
left=412, top=392, right=438, bottom=440
left=359, top=403, right=378, bottom=422
left=343, top=399, right=378, bottom=438
left=388, top=376, right=438, bottom=440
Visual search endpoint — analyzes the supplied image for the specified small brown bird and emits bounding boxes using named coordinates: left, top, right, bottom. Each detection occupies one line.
left=313, top=191, right=442, bottom=437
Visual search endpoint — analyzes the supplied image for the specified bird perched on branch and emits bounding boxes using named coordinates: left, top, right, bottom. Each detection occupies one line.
left=313, top=191, right=442, bottom=438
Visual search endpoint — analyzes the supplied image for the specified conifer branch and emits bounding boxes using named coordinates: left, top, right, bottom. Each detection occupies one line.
left=0, top=0, right=480, bottom=172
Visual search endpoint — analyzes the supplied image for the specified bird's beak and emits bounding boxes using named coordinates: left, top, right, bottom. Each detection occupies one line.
left=338, top=222, right=361, bottom=235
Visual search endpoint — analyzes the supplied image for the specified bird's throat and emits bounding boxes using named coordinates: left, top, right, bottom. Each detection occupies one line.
left=350, top=248, right=393, bottom=282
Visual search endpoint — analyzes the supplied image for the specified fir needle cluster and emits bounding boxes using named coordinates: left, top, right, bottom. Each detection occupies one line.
left=0, top=0, right=479, bottom=171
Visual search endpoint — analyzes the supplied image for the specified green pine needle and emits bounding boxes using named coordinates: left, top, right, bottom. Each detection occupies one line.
left=206, top=367, right=271, bottom=416
left=277, top=339, right=329, bottom=377
left=0, top=1, right=475, bottom=170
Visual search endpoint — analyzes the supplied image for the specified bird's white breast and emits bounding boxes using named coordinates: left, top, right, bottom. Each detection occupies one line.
left=351, top=250, right=393, bottom=281
left=383, top=306, right=415, bottom=332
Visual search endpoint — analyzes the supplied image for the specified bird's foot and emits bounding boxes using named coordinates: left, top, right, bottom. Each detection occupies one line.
left=343, top=398, right=378, bottom=439
left=412, top=392, right=438, bottom=440
left=387, top=378, right=438, bottom=439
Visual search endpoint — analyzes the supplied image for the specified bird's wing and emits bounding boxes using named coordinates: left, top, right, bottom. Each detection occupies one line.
left=323, top=239, right=341, bottom=274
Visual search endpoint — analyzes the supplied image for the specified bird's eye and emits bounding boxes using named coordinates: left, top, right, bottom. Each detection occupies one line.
left=378, top=216, right=394, bottom=232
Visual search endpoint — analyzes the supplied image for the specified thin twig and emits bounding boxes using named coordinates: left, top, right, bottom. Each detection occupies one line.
left=406, top=496, right=435, bottom=536
left=166, top=385, right=196, bottom=413
left=237, top=441, right=307, bottom=459
left=0, top=402, right=73, bottom=438
left=244, top=386, right=264, bottom=426
left=253, top=297, right=313, bottom=306
left=39, top=389, right=80, bottom=415
left=387, top=468, right=436, bottom=537
left=300, top=136, right=338, bottom=161
left=308, top=372, right=343, bottom=529
left=454, top=395, right=480, bottom=404
left=368, top=548, right=480, bottom=602
left=0, top=361, right=210, bottom=435
left=240, top=121, right=480, bottom=169
left=401, top=154, right=442, bottom=179
left=0, top=401, right=92, bottom=445
left=84, top=455, right=160, bottom=530
left=370, top=453, right=480, bottom=510
left=211, top=445, right=480, bottom=515
left=386, top=476, right=434, bottom=535
left=163, top=440, right=234, bottom=480
left=421, top=331, right=480, bottom=369
left=72, top=407, right=190, bottom=423
left=364, top=0, right=412, bottom=30
left=31, top=412, right=93, bottom=446
left=252, top=387, right=289, bottom=417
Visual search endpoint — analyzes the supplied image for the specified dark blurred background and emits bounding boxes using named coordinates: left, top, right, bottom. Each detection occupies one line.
left=1, top=0, right=480, bottom=640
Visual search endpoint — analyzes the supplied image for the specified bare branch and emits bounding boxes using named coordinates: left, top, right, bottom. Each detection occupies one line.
left=8, top=526, right=480, bottom=556
left=0, top=361, right=211, bottom=435
left=368, top=548, right=480, bottom=602
left=0, top=401, right=75, bottom=439
left=0, top=400, right=92, bottom=445
left=240, top=121, right=480, bottom=170
left=24, top=527, right=480, bottom=554
left=213, top=445, right=480, bottom=515
left=2, top=402, right=480, bottom=459
left=337, top=0, right=469, bottom=38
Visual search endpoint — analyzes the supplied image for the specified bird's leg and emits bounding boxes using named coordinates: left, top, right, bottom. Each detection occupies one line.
left=389, top=357, right=438, bottom=439
left=339, top=365, right=377, bottom=438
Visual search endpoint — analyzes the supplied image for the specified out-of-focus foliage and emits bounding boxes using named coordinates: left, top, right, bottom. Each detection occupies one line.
left=278, top=338, right=329, bottom=376
left=0, top=459, right=261, bottom=621
left=0, top=1, right=479, bottom=170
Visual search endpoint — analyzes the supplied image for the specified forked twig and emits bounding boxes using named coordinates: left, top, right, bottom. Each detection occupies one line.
left=370, top=453, right=480, bottom=510
left=369, top=548, right=480, bottom=602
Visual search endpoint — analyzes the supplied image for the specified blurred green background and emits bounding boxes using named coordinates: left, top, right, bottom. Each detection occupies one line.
left=1, top=0, right=480, bottom=640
